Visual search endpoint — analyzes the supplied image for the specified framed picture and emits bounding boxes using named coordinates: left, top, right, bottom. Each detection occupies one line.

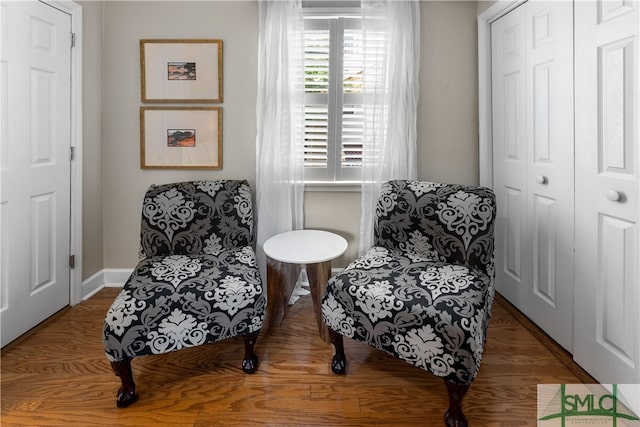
left=140, top=39, right=223, bottom=103
left=140, top=107, right=222, bottom=169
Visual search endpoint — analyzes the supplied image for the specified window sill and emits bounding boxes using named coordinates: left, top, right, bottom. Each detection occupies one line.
left=304, top=181, right=361, bottom=192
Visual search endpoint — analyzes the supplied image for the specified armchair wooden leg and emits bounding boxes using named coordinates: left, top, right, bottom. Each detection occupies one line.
left=329, top=328, right=346, bottom=375
left=444, top=380, right=470, bottom=427
left=242, top=330, right=260, bottom=374
left=110, top=358, right=138, bottom=408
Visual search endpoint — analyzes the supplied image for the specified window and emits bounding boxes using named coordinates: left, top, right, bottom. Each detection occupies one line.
left=303, top=14, right=364, bottom=182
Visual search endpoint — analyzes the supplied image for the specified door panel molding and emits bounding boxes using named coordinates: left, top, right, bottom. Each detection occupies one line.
left=478, top=0, right=527, bottom=188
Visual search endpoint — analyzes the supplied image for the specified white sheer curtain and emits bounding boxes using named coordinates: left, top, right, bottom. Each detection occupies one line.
left=359, top=0, right=420, bottom=254
left=256, top=0, right=306, bottom=280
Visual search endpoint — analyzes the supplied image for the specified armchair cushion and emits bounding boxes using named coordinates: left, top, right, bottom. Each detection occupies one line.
left=139, top=180, right=254, bottom=258
left=374, top=180, right=495, bottom=275
left=322, top=247, right=492, bottom=383
left=103, top=248, right=264, bottom=362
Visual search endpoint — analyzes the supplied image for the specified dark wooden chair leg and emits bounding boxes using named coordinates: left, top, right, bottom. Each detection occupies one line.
left=242, top=330, right=260, bottom=374
left=329, top=328, right=346, bottom=374
left=444, top=380, right=470, bottom=427
left=110, top=358, right=138, bottom=408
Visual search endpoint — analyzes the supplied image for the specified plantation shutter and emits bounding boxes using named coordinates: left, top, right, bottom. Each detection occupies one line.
left=303, top=17, right=364, bottom=182
left=304, top=23, right=330, bottom=172
left=341, top=25, right=364, bottom=175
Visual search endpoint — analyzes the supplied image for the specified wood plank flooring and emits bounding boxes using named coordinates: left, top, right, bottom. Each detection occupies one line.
left=1, top=288, right=591, bottom=426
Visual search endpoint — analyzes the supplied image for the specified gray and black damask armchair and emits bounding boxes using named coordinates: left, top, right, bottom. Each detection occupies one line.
left=102, top=180, right=265, bottom=407
left=322, top=180, right=497, bottom=427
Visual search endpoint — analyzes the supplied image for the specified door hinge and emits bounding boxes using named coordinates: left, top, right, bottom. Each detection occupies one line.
left=69, top=254, right=75, bottom=269
left=70, top=146, right=75, bottom=161
left=71, top=32, right=76, bottom=48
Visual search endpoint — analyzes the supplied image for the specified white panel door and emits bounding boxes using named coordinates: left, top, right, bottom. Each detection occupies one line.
left=0, top=1, right=72, bottom=346
left=491, top=2, right=528, bottom=310
left=574, top=0, right=640, bottom=383
left=492, top=1, right=575, bottom=350
left=523, top=0, right=574, bottom=351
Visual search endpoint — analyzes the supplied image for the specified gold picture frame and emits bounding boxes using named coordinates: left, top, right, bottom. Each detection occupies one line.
left=140, top=39, right=223, bottom=103
left=140, top=106, right=222, bottom=169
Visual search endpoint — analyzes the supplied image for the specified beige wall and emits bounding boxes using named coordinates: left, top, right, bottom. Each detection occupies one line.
left=100, top=1, right=259, bottom=268
left=79, top=1, right=104, bottom=278
left=418, top=0, right=479, bottom=184
left=82, top=0, right=481, bottom=274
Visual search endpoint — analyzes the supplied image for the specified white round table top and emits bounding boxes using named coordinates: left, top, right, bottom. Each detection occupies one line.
left=263, top=229, right=348, bottom=264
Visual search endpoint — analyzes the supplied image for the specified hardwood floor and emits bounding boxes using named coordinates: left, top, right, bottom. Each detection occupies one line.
left=1, top=288, right=592, bottom=426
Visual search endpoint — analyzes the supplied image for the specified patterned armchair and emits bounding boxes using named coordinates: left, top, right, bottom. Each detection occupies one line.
left=102, top=180, right=265, bottom=408
left=322, top=180, right=497, bottom=427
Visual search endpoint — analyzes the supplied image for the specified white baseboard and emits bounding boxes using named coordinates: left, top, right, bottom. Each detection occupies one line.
left=81, top=268, right=132, bottom=301
left=104, top=269, right=133, bottom=286
left=81, top=270, right=104, bottom=301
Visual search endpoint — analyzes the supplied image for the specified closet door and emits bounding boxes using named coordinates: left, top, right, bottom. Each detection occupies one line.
left=491, top=1, right=574, bottom=351
left=491, top=3, right=527, bottom=312
left=574, top=0, right=640, bottom=383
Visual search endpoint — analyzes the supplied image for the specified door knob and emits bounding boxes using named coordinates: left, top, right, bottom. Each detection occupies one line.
left=606, top=189, right=622, bottom=202
left=535, top=175, right=548, bottom=185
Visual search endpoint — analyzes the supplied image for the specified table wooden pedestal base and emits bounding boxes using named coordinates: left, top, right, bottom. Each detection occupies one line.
left=265, top=256, right=331, bottom=343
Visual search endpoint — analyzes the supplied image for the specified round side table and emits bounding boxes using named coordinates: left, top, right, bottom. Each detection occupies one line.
left=263, top=229, right=347, bottom=343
